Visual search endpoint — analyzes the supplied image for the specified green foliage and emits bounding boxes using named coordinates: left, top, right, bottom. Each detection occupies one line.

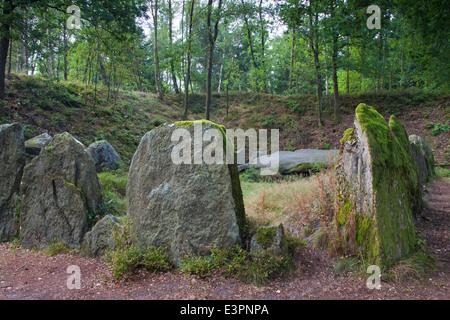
left=42, top=241, right=74, bottom=257
left=426, top=121, right=450, bottom=136
left=180, top=245, right=293, bottom=286
left=105, top=220, right=173, bottom=279
left=435, top=167, right=450, bottom=178
left=180, top=254, right=216, bottom=277
left=239, top=168, right=264, bottom=182
left=334, top=256, right=361, bottom=274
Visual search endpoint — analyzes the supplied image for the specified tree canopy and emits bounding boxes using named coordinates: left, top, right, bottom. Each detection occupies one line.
left=1, top=0, right=448, bottom=121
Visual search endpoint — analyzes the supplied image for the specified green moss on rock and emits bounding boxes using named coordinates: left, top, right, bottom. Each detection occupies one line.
left=335, top=104, right=418, bottom=267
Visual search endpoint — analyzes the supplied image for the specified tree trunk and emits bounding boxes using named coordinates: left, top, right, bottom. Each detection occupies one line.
left=258, top=0, right=267, bottom=93
left=217, top=57, right=224, bottom=93
left=184, top=0, right=195, bottom=119
left=377, top=30, right=383, bottom=92
left=151, top=0, right=164, bottom=100
left=205, top=42, right=214, bottom=120
left=346, top=37, right=350, bottom=94
left=309, top=6, right=322, bottom=127
left=289, top=27, right=295, bottom=92
left=8, top=38, right=12, bottom=75
left=169, top=0, right=179, bottom=94
left=0, top=0, right=15, bottom=117
left=98, top=54, right=110, bottom=88
left=63, top=22, right=68, bottom=81
left=332, top=34, right=339, bottom=123
left=314, top=50, right=323, bottom=127
left=205, top=0, right=223, bottom=120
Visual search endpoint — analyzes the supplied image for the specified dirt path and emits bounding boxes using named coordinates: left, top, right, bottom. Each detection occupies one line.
left=0, top=180, right=449, bottom=301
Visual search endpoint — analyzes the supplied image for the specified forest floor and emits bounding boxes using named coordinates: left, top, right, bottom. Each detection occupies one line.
left=1, top=178, right=448, bottom=301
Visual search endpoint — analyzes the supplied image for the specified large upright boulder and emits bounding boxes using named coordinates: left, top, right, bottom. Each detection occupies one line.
left=250, top=149, right=338, bottom=175
left=25, top=133, right=53, bottom=157
left=0, top=123, right=26, bottom=242
left=335, top=104, right=419, bottom=266
left=127, top=120, right=247, bottom=266
left=19, top=132, right=102, bottom=250
left=87, top=140, right=121, bottom=173
left=82, top=215, right=123, bottom=257
left=409, top=135, right=435, bottom=187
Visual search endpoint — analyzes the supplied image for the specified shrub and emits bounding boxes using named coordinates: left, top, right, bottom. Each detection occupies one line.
left=92, top=170, right=128, bottom=226
left=426, top=121, right=450, bottom=136
left=181, top=245, right=294, bottom=286
left=105, top=220, right=173, bottom=279
left=42, top=241, right=73, bottom=256
left=180, top=254, right=216, bottom=277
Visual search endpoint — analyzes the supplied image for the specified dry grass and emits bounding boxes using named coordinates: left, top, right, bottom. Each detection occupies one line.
left=242, top=170, right=336, bottom=238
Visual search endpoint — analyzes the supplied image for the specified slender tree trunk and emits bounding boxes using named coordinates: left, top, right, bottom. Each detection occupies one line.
left=151, top=0, right=164, bottom=100
left=225, top=54, right=235, bottom=117
left=331, top=34, right=339, bottom=123
left=289, top=27, right=296, bottom=92
left=309, top=6, right=322, bottom=127
left=241, top=0, right=258, bottom=92
left=98, top=54, right=109, bottom=88
left=258, top=0, right=267, bottom=93
left=168, top=0, right=179, bottom=94
left=205, top=42, right=214, bottom=120
left=184, top=0, right=195, bottom=119
left=389, top=64, right=392, bottom=91
left=324, top=44, right=328, bottom=95
left=0, top=0, right=15, bottom=117
left=217, top=54, right=224, bottom=93
left=205, top=0, right=222, bottom=120
left=8, top=38, right=12, bottom=75
left=0, top=34, right=10, bottom=116
left=346, top=37, right=350, bottom=94
left=314, top=50, right=323, bottom=127
left=377, top=30, right=383, bottom=92
left=63, top=22, right=68, bottom=81
left=381, top=33, right=386, bottom=91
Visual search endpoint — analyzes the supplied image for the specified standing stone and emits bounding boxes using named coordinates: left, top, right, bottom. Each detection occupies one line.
left=250, top=223, right=288, bottom=257
left=0, top=123, right=26, bottom=242
left=82, top=215, right=123, bottom=257
left=409, top=135, right=435, bottom=187
left=19, top=132, right=102, bottom=250
left=127, top=120, right=247, bottom=266
left=25, top=133, right=53, bottom=156
left=87, top=140, right=121, bottom=173
left=335, top=104, right=418, bottom=266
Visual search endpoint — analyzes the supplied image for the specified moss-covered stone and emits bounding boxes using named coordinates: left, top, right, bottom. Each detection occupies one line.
left=409, top=134, right=435, bottom=186
left=19, top=132, right=101, bottom=250
left=0, top=123, right=26, bottom=242
left=127, top=120, right=247, bottom=266
left=251, top=223, right=288, bottom=257
left=335, top=104, right=418, bottom=266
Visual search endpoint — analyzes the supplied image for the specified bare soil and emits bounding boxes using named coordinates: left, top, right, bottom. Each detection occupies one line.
left=0, top=179, right=449, bottom=301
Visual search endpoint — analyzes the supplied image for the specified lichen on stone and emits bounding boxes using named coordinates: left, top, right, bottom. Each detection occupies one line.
left=334, top=104, right=419, bottom=266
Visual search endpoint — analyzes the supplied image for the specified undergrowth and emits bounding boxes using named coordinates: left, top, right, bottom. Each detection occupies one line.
left=89, top=168, right=128, bottom=228
left=42, top=241, right=74, bottom=257
left=180, top=244, right=295, bottom=286
left=105, top=220, right=173, bottom=279
left=105, top=218, right=300, bottom=285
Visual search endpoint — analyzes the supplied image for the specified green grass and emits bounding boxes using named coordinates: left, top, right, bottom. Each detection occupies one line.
left=180, top=245, right=294, bottom=286
left=383, top=251, right=437, bottom=284
left=435, top=166, right=450, bottom=178
left=105, top=220, right=173, bottom=279
left=87, top=169, right=128, bottom=228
